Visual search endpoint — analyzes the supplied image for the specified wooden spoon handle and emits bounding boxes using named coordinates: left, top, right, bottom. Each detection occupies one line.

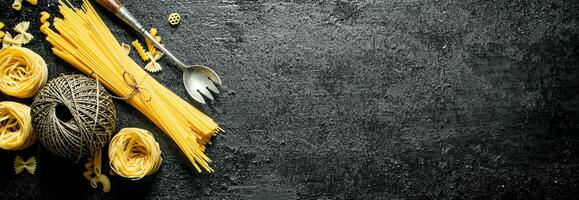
left=95, top=0, right=123, bottom=13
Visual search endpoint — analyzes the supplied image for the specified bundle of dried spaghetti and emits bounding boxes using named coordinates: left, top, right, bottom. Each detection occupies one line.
left=0, top=46, right=48, bottom=98
left=109, top=128, right=162, bottom=180
left=40, top=1, right=220, bottom=172
left=0, top=101, right=35, bottom=150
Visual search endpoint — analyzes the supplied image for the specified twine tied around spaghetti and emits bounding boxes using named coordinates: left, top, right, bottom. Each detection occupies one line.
left=89, top=71, right=152, bottom=103
left=121, top=72, right=152, bottom=102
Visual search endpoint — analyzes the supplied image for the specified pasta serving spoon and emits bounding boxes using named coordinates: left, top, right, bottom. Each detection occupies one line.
left=95, top=0, right=222, bottom=104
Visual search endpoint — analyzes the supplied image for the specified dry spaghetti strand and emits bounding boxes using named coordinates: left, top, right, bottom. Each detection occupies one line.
left=40, top=1, right=220, bottom=172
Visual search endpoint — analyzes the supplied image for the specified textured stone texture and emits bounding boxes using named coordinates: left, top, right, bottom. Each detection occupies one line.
left=1, top=0, right=579, bottom=199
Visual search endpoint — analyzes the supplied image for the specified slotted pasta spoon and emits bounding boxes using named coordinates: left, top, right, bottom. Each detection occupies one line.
left=95, top=0, right=222, bottom=104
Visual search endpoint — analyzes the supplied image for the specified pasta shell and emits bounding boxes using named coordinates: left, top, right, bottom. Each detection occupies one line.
left=121, top=43, right=131, bottom=55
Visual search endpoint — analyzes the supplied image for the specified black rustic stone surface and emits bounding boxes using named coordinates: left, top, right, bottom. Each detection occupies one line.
left=1, top=0, right=579, bottom=199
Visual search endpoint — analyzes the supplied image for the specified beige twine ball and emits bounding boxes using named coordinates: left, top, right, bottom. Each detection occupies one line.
left=31, top=74, right=116, bottom=161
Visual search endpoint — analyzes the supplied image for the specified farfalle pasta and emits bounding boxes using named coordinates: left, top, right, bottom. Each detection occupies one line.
left=14, top=156, right=36, bottom=174
left=144, top=52, right=163, bottom=73
left=13, top=21, right=33, bottom=44
left=2, top=32, right=22, bottom=48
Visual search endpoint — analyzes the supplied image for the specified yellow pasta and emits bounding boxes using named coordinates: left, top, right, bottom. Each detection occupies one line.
left=0, top=101, right=35, bottom=150
left=2, top=32, right=23, bottom=48
left=41, top=0, right=221, bottom=173
left=121, top=43, right=131, bottom=55
left=90, top=174, right=111, bottom=193
left=14, top=156, right=36, bottom=174
left=168, top=13, right=181, bottom=26
left=12, top=0, right=37, bottom=11
left=0, top=22, right=5, bottom=40
left=83, top=150, right=111, bottom=193
left=83, top=158, right=95, bottom=180
left=109, top=128, right=162, bottom=180
left=14, top=21, right=33, bottom=44
left=145, top=28, right=161, bottom=57
left=0, top=47, right=48, bottom=98
left=12, top=0, right=24, bottom=11
left=144, top=52, right=163, bottom=73
left=132, top=40, right=148, bottom=61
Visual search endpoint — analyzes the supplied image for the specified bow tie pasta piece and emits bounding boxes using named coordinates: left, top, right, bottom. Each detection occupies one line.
left=14, top=21, right=33, bottom=44
left=2, top=32, right=23, bottom=48
left=14, top=156, right=36, bottom=174
left=144, top=52, right=164, bottom=73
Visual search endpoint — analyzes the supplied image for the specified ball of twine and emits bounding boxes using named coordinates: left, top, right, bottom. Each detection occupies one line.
left=31, top=74, right=116, bottom=161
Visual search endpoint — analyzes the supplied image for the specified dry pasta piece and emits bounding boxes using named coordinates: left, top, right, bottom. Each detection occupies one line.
left=2, top=32, right=23, bottom=48
left=84, top=150, right=110, bottom=193
left=12, top=0, right=37, bottom=11
left=144, top=52, right=163, bottom=73
left=109, top=128, right=162, bottom=180
left=14, top=155, right=36, bottom=174
left=0, top=22, right=5, bottom=41
left=0, top=101, right=36, bottom=150
left=41, top=0, right=221, bottom=173
left=90, top=174, right=111, bottom=193
left=145, top=28, right=161, bottom=57
left=132, top=40, right=148, bottom=61
left=121, top=43, right=131, bottom=55
left=39, top=12, right=51, bottom=34
left=0, top=47, right=48, bottom=98
left=168, top=13, right=181, bottom=26
left=83, top=158, right=95, bottom=180
left=12, top=0, right=24, bottom=11
left=14, top=21, right=33, bottom=44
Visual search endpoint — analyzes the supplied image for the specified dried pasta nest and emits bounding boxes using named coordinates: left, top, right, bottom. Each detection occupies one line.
left=168, top=13, right=181, bottom=26
left=0, top=101, right=35, bottom=150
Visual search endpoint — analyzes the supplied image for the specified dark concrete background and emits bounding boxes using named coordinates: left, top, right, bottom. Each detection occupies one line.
left=1, top=0, right=579, bottom=199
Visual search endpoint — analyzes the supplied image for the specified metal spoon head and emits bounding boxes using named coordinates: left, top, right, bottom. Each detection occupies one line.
left=183, top=65, right=222, bottom=104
